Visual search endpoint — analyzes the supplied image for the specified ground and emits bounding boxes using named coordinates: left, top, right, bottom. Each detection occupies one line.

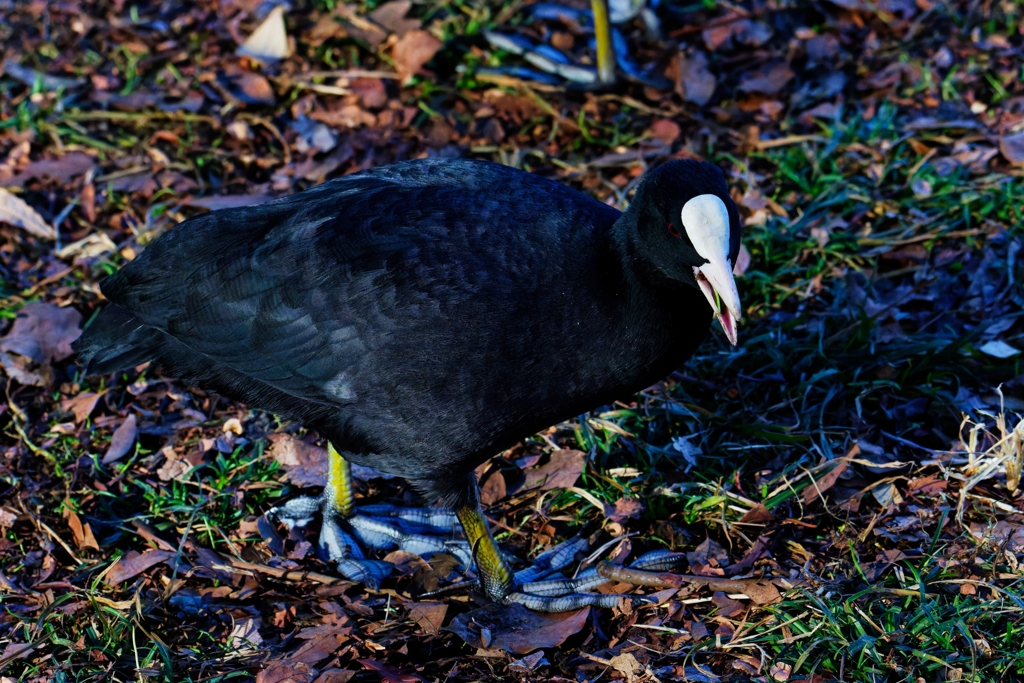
left=1, top=0, right=1023, bottom=681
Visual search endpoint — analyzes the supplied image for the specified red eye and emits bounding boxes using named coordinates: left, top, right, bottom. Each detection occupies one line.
left=668, top=222, right=681, bottom=238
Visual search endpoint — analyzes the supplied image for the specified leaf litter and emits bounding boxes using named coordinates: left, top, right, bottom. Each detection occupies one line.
left=0, top=0, right=1023, bottom=681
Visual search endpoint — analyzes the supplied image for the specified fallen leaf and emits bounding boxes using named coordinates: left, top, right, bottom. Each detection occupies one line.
left=0, top=188, right=55, bottom=239
left=217, top=69, right=277, bottom=106
left=288, top=632, right=349, bottom=666
left=311, top=670, right=356, bottom=683
left=105, top=549, right=174, bottom=585
left=675, top=50, right=716, bottom=106
left=392, top=30, right=442, bottom=85
left=0, top=351, right=49, bottom=386
left=238, top=6, right=290, bottom=61
left=0, top=152, right=96, bottom=188
left=0, top=302, right=82, bottom=363
left=268, top=434, right=329, bottom=486
left=607, top=497, right=643, bottom=522
left=479, top=469, right=506, bottom=506
left=650, top=119, right=681, bottom=145
left=1000, top=132, right=1024, bottom=165
left=102, top=414, right=137, bottom=464
left=687, top=537, right=729, bottom=575
left=770, top=661, right=792, bottom=682
left=230, top=618, right=264, bottom=650
left=446, top=603, right=589, bottom=654
left=508, top=651, right=548, bottom=674
left=65, top=507, right=100, bottom=551
left=728, top=536, right=771, bottom=576
left=907, top=475, right=948, bottom=496
left=358, top=659, right=427, bottom=682
left=60, top=390, right=107, bottom=424
left=407, top=602, right=447, bottom=635
left=522, top=449, right=586, bottom=491
left=801, top=458, right=849, bottom=505
left=256, top=660, right=315, bottom=683
left=738, top=503, right=773, bottom=524
left=703, top=17, right=774, bottom=51
left=871, top=481, right=903, bottom=508
left=350, top=77, right=388, bottom=109
left=979, top=340, right=1020, bottom=358
left=712, top=591, right=745, bottom=617
left=0, top=642, right=34, bottom=662
left=738, top=63, right=794, bottom=95
left=608, top=653, right=644, bottom=682
left=370, top=0, right=421, bottom=36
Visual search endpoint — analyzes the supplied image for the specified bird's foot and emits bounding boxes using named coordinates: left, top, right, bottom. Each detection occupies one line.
left=265, top=497, right=472, bottom=589
left=427, top=536, right=687, bottom=612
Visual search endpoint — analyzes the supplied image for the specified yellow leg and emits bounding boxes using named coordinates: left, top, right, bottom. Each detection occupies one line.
left=326, top=442, right=355, bottom=517
left=456, top=504, right=515, bottom=602
left=591, top=0, right=615, bottom=84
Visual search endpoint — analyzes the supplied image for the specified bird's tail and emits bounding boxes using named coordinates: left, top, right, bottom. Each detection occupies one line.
left=73, top=304, right=161, bottom=375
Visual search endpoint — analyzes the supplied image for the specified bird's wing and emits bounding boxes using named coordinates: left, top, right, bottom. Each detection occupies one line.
left=101, top=160, right=616, bottom=406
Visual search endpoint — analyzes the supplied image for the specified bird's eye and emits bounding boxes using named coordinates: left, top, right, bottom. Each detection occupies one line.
left=667, top=222, right=681, bottom=238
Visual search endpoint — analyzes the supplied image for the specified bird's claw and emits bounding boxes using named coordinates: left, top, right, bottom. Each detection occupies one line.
left=424, top=539, right=686, bottom=612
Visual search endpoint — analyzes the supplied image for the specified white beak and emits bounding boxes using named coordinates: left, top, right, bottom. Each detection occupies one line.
left=682, top=195, right=743, bottom=346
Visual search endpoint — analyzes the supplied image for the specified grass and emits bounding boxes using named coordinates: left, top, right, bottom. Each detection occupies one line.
left=2, top=0, right=1024, bottom=681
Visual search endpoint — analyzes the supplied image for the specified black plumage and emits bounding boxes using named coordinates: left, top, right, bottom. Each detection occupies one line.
left=75, top=158, right=742, bottom=604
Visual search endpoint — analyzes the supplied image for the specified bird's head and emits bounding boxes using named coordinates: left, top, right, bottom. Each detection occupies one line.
left=624, top=159, right=743, bottom=345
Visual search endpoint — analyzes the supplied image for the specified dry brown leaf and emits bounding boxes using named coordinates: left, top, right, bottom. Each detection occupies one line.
left=712, top=591, right=745, bottom=617
left=350, top=77, right=388, bottom=109
left=268, top=433, right=329, bottom=486
left=392, top=30, right=442, bottom=85
left=256, top=660, right=315, bottom=683
left=738, top=502, right=773, bottom=524
left=770, top=661, right=792, bottom=681
left=105, top=549, right=174, bottom=585
left=479, top=469, right=506, bottom=506
left=674, top=50, right=716, bottom=106
left=738, top=63, right=794, bottom=94
left=102, top=413, right=137, bottom=464
left=0, top=152, right=96, bottom=189
left=650, top=119, right=681, bottom=145
left=358, top=659, right=427, bottom=682
left=687, top=536, right=729, bottom=575
left=229, top=618, right=264, bottom=650
left=370, top=0, right=420, bottom=36
left=60, top=390, right=107, bottom=424
left=522, top=449, right=586, bottom=491
left=217, top=69, right=277, bottom=106
left=0, top=302, right=82, bottom=363
left=999, top=132, right=1024, bottom=165
left=0, top=187, right=55, bottom=239
left=288, top=632, right=349, bottom=666
left=735, top=579, right=782, bottom=605
left=607, top=497, right=643, bottom=522
left=446, top=603, right=589, bottom=654
left=801, top=458, right=850, bottom=505
left=64, top=507, right=100, bottom=551
left=608, top=652, right=644, bottom=683
left=406, top=602, right=447, bottom=635
left=310, top=671, right=355, bottom=683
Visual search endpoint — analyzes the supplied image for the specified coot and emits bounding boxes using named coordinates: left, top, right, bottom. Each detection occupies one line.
left=74, top=158, right=742, bottom=610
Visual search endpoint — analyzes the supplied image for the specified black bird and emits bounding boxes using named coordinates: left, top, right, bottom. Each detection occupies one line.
left=74, top=158, right=742, bottom=610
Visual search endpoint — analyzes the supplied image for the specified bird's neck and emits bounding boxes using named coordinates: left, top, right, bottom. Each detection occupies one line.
left=609, top=205, right=672, bottom=293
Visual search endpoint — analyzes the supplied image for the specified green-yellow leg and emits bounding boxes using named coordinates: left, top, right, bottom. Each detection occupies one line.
left=325, top=442, right=355, bottom=517
left=456, top=503, right=515, bottom=602
left=591, top=0, right=615, bottom=85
